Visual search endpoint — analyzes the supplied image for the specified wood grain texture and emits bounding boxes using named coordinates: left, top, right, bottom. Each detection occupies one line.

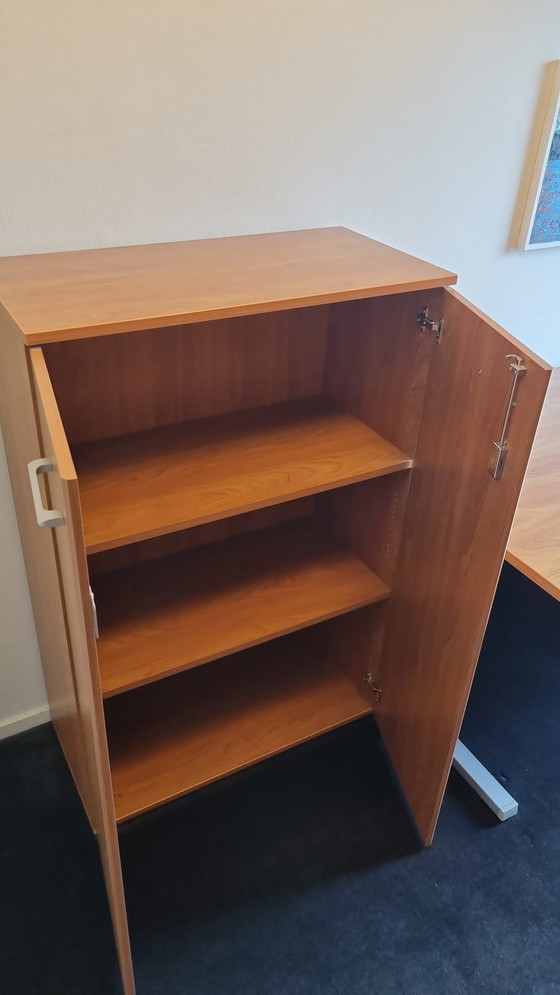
left=321, top=291, right=440, bottom=700
left=88, top=498, right=313, bottom=577
left=30, top=349, right=136, bottom=994
left=325, top=603, right=389, bottom=710
left=506, top=368, right=560, bottom=600
left=324, top=290, right=441, bottom=453
left=375, top=289, right=551, bottom=845
left=43, top=306, right=329, bottom=444
left=74, top=396, right=412, bottom=554
left=105, top=628, right=372, bottom=823
left=93, top=517, right=390, bottom=698
left=0, top=227, right=457, bottom=344
left=318, top=464, right=413, bottom=584
left=318, top=476, right=411, bottom=703
left=0, top=312, right=92, bottom=815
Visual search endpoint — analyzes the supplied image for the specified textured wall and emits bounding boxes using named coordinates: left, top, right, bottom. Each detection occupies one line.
left=1, top=0, right=559, bottom=731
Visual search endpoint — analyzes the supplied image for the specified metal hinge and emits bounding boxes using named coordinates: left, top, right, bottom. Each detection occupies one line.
left=489, top=354, right=527, bottom=479
left=363, top=670, right=382, bottom=703
left=416, top=306, right=444, bottom=343
left=89, top=585, right=99, bottom=639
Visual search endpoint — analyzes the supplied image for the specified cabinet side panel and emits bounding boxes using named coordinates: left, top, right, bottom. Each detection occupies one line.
left=318, top=475, right=410, bottom=707
left=0, top=306, right=92, bottom=814
left=31, top=347, right=135, bottom=995
left=43, top=306, right=329, bottom=444
left=321, top=290, right=440, bottom=701
left=323, top=289, right=441, bottom=454
left=376, top=290, right=551, bottom=845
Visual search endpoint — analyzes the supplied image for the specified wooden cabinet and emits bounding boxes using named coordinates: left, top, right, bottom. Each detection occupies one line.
left=0, top=227, right=551, bottom=994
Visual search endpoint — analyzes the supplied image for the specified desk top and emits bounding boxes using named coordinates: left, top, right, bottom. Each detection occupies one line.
left=506, top=368, right=560, bottom=601
left=0, top=227, right=456, bottom=345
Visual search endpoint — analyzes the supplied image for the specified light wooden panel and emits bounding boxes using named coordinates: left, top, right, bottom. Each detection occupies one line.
left=0, top=227, right=456, bottom=344
left=30, top=348, right=136, bottom=995
left=74, top=397, right=412, bottom=554
left=0, top=307, right=91, bottom=815
left=94, top=518, right=390, bottom=698
left=43, top=306, right=328, bottom=444
left=105, top=628, right=372, bottom=823
left=506, top=368, right=560, bottom=600
left=375, top=290, right=551, bottom=845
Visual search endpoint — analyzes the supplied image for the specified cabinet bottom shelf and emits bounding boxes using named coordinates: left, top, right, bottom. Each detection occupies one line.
left=105, top=628, right=372, bottom=823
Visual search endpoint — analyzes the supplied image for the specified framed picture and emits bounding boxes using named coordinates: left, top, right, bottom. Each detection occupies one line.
left=517, top=61, right=560, bottom=250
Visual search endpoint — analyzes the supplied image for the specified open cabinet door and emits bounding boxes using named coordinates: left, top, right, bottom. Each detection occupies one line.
left=29, top=348, right=135, bottom=995
left=375, top=290, right=551, bottom=845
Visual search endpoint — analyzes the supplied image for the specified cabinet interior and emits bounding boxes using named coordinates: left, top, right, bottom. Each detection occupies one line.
left=41, top=287, right=443, bottom=817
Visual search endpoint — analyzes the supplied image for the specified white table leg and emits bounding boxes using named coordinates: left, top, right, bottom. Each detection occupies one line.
left=452, top=740, right=519, bottom=821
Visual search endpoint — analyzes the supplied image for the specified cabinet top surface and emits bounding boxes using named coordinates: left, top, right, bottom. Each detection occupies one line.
left=0, top=226, right=456, bottom=344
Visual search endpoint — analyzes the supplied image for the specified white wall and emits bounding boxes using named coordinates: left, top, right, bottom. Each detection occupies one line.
left=0, top=440, right=49, bottom=736
left=1, top=0, right=559, bottom=733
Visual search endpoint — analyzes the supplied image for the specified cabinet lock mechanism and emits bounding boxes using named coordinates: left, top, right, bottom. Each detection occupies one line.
left=489, top=354, right=527, bottom=480
left=416, top=306, right=444, bottom=343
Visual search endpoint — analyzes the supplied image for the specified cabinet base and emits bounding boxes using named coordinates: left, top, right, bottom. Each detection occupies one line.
left=453, top=740, right=519, bottom=822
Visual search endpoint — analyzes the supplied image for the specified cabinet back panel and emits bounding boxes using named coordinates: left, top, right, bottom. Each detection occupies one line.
left=88, top=498, right=313, bottom=576
left=43, top=306, right=329, bottom=444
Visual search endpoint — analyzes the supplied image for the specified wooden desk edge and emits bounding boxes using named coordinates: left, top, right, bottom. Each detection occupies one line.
left=506, top=368, right=560, bottom=601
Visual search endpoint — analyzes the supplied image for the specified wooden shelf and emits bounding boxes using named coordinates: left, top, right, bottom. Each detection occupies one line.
left=74, top=396, right=412, bottom=554
left=105, top=630, right=372, bottom=823
left=94, top=518, right=390, bottom=698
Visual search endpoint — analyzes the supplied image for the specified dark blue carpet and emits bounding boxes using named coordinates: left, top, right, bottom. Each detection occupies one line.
left=2, top=563, right=559, bottom=994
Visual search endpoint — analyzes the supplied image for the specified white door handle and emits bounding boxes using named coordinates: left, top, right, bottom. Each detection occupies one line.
left=27, top=458, right=65, bottom=528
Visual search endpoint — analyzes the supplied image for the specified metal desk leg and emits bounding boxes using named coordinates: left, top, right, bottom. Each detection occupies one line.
left=452, top=740, right=519, bottom=821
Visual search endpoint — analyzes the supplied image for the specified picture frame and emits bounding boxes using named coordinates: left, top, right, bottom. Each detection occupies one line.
left=517, top=61, right=560, bottom=250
